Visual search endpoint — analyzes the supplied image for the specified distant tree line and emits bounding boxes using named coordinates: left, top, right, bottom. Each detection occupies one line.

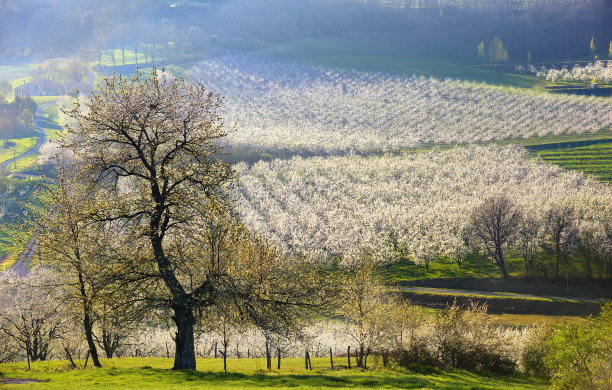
left=0, top=0, right=610, bottom=64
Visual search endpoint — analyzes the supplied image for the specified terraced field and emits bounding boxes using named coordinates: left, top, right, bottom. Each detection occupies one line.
left=534, top=142, right=612, bottom=182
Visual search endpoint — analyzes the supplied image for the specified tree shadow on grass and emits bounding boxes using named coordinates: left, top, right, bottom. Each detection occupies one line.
left=151, top=367, right=545, bottom=389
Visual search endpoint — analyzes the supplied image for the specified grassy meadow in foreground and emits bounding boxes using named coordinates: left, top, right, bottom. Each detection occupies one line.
left=0, top=357, right=548, bottom=390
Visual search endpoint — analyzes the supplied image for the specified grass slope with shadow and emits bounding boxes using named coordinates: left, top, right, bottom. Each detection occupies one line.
left=0, top=357, right=548, bottom=389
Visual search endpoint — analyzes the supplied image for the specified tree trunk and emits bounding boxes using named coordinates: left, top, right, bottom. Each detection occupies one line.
left=357, top=345, right=364, bottom=368
left=172, top=304, right=196, bottom=370
left=223, top=343, right=227, bottom=373
left=347, top=346, right=351, bottom=369
left=555, top=241, right=561, bottom=280
left=265, top=338, right=271, bottom=371
left=495, top=245, right=509, bottom=278
left=83, top=315, right=102, bottom=367
left=277, top=347, right=281, bottom=369
left=64, top=347, right=77, bottom=369
left=79, top=270, right=102, bottom=367
left=329, top=347, right=334, bottom=369
left=584, top=249, right=592, bottom=279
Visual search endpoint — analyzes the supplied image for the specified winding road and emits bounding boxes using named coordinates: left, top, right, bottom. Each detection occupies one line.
left=0, top=99, right=54, bottom=176
left=3, top=72, right=97, bottom=276
left=2, top=100, right=55, bottom=275
left=7, top=240, right=37, bottom=277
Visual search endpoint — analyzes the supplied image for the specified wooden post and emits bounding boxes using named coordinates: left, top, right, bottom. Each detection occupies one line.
left=329, top=347, right=334, bottom=369
left=348, top=346, right=351, bottom=369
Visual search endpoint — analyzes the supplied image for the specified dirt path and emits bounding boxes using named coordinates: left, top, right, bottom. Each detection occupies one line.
left=399, top=286, right=604, bottom=303
left=0, top=100, right=55, bottom=175
left=7, top=239, right=37, bottom=277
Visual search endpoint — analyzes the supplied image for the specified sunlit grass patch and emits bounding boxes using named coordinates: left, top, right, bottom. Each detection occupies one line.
left=7, top=152, right=40, bottom=174
left=38, top=102, right=63, bottom=140
left=31, top=96, right=57, bottom=106
left=0, top=357, right=548, bottom=389
left=0, top=137, right=37, bottom=164
left=535, top=142, right=612, bottom=182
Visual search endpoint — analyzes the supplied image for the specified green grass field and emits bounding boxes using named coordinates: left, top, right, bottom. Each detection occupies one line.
left=0, top=225, right=32, bottom=271
left=0, top=357, right=548, bottom=389
left=379, top=254, right=525, bottom=283
left=0, top=137, right=37, bottom=164
left=0, top=251, right=18, bottom=271
left=418, top=306, right=586, bottom=327
left=534, top=142, right=612, bottom=182
left=37, top=102, right=63, bottom=140
left=7, top=152, right=40, bottom=174
left=251, top=34, right=545, bottom=88
left=31, top=96, right=57, bottom=106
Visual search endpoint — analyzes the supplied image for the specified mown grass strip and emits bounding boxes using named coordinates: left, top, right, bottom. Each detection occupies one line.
left=401, top=291, right=603, bottom=316
left=533, top=142, right=612, bottom=182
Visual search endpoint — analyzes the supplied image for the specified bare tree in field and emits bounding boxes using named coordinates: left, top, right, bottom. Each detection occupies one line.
left=518, top=215, right=543, bottom=277
left=466, top=196, right=521, bottom=278
left=60, top=69, right=328, bottom=370
left=544, top=203, right=576, bottom=281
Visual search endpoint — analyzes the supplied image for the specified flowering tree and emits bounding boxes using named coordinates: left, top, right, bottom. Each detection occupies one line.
left=236, top=146, right=612, bottom=274
left=60, top=69, right=329, bottom=370
left=0, top=268, right=65, bottom=363
left=190, top=57, right=612, bottom=154
left=337, top=257, right=401, bottom=368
